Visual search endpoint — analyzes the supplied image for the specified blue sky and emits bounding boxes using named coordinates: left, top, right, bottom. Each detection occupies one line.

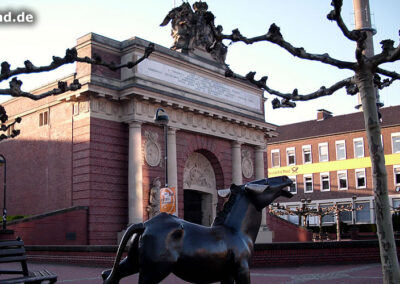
left=1, top=0, right=399, bottom=125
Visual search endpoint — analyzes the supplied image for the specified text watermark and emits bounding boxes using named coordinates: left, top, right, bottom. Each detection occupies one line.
left=0, top=10, right=35, bottom=24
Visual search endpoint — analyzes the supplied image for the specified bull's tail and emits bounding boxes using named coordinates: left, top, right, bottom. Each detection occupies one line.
left=103, top=222, right=145, bottom=284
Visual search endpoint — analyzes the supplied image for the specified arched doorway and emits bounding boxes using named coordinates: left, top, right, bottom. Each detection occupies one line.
left=183, top=152, right=217, bottom=226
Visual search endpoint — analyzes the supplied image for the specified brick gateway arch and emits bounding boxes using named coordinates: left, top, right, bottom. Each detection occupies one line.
left=2, top=33, right=277, bottom=245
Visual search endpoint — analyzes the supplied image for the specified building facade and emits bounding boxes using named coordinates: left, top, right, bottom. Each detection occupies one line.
left=267, top=107, right=400, bottom=228
left=0, top=33, right=277, bottom=245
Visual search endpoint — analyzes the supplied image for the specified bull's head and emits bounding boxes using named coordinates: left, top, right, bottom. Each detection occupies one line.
left=218, top=176, right=293, bottom=210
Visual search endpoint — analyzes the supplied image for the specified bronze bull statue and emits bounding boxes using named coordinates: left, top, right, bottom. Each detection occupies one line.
left=103, top=176, right=293, bottom=284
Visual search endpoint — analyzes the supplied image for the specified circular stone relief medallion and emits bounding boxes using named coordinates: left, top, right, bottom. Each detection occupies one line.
left=145, top=140, right=161, bottom=167
left=242, top=156, right=254, bottom=179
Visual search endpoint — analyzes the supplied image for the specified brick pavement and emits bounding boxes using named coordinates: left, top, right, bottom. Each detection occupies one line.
left=0, top=262, right=383, bottom=283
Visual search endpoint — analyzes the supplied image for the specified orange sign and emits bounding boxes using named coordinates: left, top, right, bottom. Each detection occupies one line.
left=160, top=187, right=176, bottom=214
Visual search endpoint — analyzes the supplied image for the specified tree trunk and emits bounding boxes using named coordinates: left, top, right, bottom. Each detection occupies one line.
left=357, top=68, right=400, bottom=283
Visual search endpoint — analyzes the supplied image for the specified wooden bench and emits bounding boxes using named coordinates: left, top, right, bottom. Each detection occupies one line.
left=0, top=238, right=57, bottom=283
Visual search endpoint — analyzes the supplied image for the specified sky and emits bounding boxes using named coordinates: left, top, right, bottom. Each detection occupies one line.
left=1, top=0, right=399, bottom=125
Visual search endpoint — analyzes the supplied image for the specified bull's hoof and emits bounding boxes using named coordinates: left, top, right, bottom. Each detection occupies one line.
left=101, top=269, right=111, bottom=280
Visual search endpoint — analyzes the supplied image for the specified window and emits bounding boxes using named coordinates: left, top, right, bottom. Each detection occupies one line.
left=320, top=204, right=334, bottom=223
left=353, top=138, right=364, bottom=158
left=337, top=170, right=348, bottom=190
left=393, top=199, right=400, bottom=211
left=307, top=205, right=318, bottom=225
left=356, top=201, right=370, bottom=223
left=392, top=133, right=400, bottom=153
left=271, top=150, right=280, bottom=168
left=394, top=166, right=400, bottom=186
left=355, top=169, right=366, bottom=188
left=304, top=174, right=313, bottom=193
left=302, top=145, right=312, bottom=164
left=39, top=111, right=49, bottom=127
left=6, top=124, right=14, bottom=136
left=288, top=176, right=297, bottom=194
left=318, top=143, right=329, bottom=162
left=73, top=103, right=79, bottom=116
left=320, top=172, right=330, bottom=191
left=287, top=206, right=299, bottom=225
left=338, top=203, right=352, bottom=222
left=286, top=147, right=296, bottom=166
left=335, top=140, right=346, bottom=160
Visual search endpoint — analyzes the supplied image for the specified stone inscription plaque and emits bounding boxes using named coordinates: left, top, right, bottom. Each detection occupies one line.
left=137, top=59, right=261, bottom=111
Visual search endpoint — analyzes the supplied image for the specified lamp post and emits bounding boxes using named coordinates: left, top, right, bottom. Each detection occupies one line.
left=154, top=108, right=169, bottom=187
left=352, top=194, right=357, bottom=225
left=0, top=154, right=6, bottom=230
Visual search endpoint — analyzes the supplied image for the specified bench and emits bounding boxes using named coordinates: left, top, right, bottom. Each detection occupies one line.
left=0, top=237, right=57, bottom=283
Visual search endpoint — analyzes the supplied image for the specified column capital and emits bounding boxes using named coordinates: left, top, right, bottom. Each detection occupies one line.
left=231, top=140, right=243, bottom=147
left=128, top=120, right=143, bottom=128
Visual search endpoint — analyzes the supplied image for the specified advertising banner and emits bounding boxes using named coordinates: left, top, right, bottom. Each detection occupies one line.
left=160, top=187, right=176, bottom=214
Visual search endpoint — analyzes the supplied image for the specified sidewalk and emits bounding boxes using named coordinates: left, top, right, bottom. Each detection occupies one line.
left=1, top=262, right=383, bottom=283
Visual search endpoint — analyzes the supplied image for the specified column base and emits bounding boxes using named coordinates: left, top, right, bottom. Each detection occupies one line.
left=255, top=226, right=273, bottom=244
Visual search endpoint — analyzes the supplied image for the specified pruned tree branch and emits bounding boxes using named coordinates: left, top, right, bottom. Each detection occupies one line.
left=0, top=43, right=155, bottom=100
left=0, top=105, right=21, bottom=141
left=0, top=43, right=155, bottom=83
left=372, top=39, right=400, bottom=66
left=0, top=77, right=81, bottom=100
left=221, top=24, right=356, bottom=71
left=76, top=43, right=155, bottom=71
left=0, top=42, right=155, bottom=140
left=326, top=0, right=357, bottom=41
left=225, top=67, right=356, bottom=109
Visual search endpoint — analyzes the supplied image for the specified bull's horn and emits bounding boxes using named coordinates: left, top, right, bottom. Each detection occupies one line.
left=217, top=188, right=231, bottom=197
left=245, top=184, right=269, bottom=193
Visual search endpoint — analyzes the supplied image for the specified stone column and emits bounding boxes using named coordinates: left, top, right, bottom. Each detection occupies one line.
left=255, top=146, right=265, bottom=179
left=167, top=127, right=178, bottom=215
left=128, top=122, right=143, bottom=224
left=231, top=141, right=242, bottom=185
left=254, top=145, right=273, bottom=243
left=255, top=146, right=267, bottom=224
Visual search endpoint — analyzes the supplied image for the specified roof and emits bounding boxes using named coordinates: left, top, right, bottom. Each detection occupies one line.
left=267, top=105, right=400, bottom=144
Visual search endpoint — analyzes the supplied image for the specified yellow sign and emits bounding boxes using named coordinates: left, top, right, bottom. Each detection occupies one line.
left=268, top=153, right=400, bottom=177
left=160, top=187, right=176, bottom=214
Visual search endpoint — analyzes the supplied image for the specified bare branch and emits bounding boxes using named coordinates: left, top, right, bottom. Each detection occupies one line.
left=326, top=0, right=357, bottom=41
left=0, top=78, right=81, bottom=100
left=372, top=39, right=400, bottom=66
left=76, top=43, right=155, bottom=71
left=225, top=67, right=356, bottom=108
left=0, top=48, right=78, bottom=82
left=325, top=0, right=371, bottom=66
left=0, top=43, right=155, bottom=82
left=0, top=105, right=22, bottom=141
left=222, top=24, right=356, bottom=71
left=376, top=67, right=400, bottom=80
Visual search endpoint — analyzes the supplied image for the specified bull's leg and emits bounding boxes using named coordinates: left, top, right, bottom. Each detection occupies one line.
left=233, top=260, right=250, bottom=284
left=103, top=256, right=139, bottom=284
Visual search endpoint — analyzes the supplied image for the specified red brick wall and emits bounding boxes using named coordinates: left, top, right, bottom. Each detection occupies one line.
left=0, top=102, right=73, bottom=216
left=7, top=206, right=88, bottom=245
left=266, top=213, right=312, bottom=242
left=72, top=117, right=128, bottom=245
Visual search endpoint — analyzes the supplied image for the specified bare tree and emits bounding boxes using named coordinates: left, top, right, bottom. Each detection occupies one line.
left=0, top=43, right=154, bottom=141
left=219, top=0, right=399, bottom=282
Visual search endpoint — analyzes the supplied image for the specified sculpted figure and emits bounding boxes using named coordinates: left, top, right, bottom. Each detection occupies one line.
left=102, top=176, right=293, bottom=284
left=146, top=177, right=161, bottom=218
left=160, top=1, right=227, bottom=64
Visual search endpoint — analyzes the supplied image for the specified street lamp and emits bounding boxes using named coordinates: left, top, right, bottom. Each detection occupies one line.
left=352, top=194, right=357, bottom=225
left=154, top=108, right=169, bottom=187
left=0, top=154, right=6, bottom=230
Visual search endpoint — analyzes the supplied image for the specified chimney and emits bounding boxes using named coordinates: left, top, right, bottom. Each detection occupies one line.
left=317, top=109, right=332, bottom=121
